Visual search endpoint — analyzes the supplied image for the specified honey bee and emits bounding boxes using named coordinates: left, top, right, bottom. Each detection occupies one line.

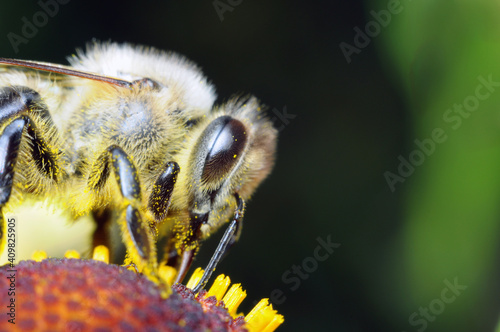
left=0, top=42, right=277, bottom=291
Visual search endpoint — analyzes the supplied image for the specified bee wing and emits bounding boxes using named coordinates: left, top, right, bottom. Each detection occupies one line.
left=0, top=58, right=133, bottom=88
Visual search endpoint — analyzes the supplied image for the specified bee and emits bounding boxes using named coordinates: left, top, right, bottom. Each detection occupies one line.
left=0, top=42, right=277, bottom=291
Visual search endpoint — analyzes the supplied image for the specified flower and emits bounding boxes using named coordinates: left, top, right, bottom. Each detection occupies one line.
left=0, top=248, right=283, bottom=331
left=185, top=268, right=284, bottom=332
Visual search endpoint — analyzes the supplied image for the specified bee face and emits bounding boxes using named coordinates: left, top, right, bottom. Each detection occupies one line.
left=174, top=98, right=277, bottom=232
left=0, top=42, right=277, bottom=289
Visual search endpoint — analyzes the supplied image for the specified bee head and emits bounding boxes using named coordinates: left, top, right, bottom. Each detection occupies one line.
left=172, top=97, right=277, bottom=231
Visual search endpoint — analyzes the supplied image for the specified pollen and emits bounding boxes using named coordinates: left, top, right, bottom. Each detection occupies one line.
left=64, top=250, right=80, bottom=259
left=185, top=267, right=204, bottom=289
left=246, top=299, right=284, bottom=332
left=223, top=284, right=247, bottom=317
left=31, top=250, right=48, bottom=262
left=14, top=251, right=283, bottom=330
left=159, top=264, right=178, bottom=286
left=185, top=268, right=284, bottom=331
left=92, top=245, right=109, bottom=263
left=206, top=274, right=231, bottom=300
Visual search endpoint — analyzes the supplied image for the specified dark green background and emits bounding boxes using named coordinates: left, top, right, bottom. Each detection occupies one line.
left=2, top=1, right=500, bottom=331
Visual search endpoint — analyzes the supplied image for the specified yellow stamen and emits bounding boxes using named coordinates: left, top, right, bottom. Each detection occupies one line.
left=186, top=267, right=204, bottom=290
left=92, top=245, right=109, bottom=263
left=31, top=250, right=48, bottom=262
left=245, top=298, right=284, bottom=332
left=64, top=250, right=80, bottom=259
left=185, top=269, right=284, bottom=330
left=159, top=264, right=178, bottom=286
left=222, top=283, right=247, bottom=317
left=207, top=274, right=231, bottom=301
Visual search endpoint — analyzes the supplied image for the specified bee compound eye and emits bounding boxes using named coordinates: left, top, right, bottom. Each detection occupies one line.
left=201, top=116, right=247, bottom=184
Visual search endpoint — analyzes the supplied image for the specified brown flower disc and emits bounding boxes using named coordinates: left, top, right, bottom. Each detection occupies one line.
left=0, top=258, right=246, bottom=332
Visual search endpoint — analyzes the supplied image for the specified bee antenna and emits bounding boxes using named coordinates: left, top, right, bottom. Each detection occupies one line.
left=0, top=57, right=133, bottom=88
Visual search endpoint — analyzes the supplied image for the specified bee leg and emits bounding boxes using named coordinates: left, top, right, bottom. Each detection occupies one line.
left=92, top=146, right=158, bottom=281
left=0, top=115, right=61, bottom=256
left=172, top=211, right=208, bottom=284
left=191, top=193, right=245, bottom=293
left=172, top=199, right=244, bottom=285
left=0, top=86, right=61, bottom=182
left=0, top=86, right=63, bottom=256
left=145, top=161, right=185, bottom=282
left=0, top=119, right=25, bottom=256
left=147, top=161, right=179, bottom=223
left=0, top=86, right=55, bottom=127
left=171, top=211, right=243, bottom=283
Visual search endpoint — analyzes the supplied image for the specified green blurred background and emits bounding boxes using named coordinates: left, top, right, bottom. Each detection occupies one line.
left=1, top=0, right=500, bottom=331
